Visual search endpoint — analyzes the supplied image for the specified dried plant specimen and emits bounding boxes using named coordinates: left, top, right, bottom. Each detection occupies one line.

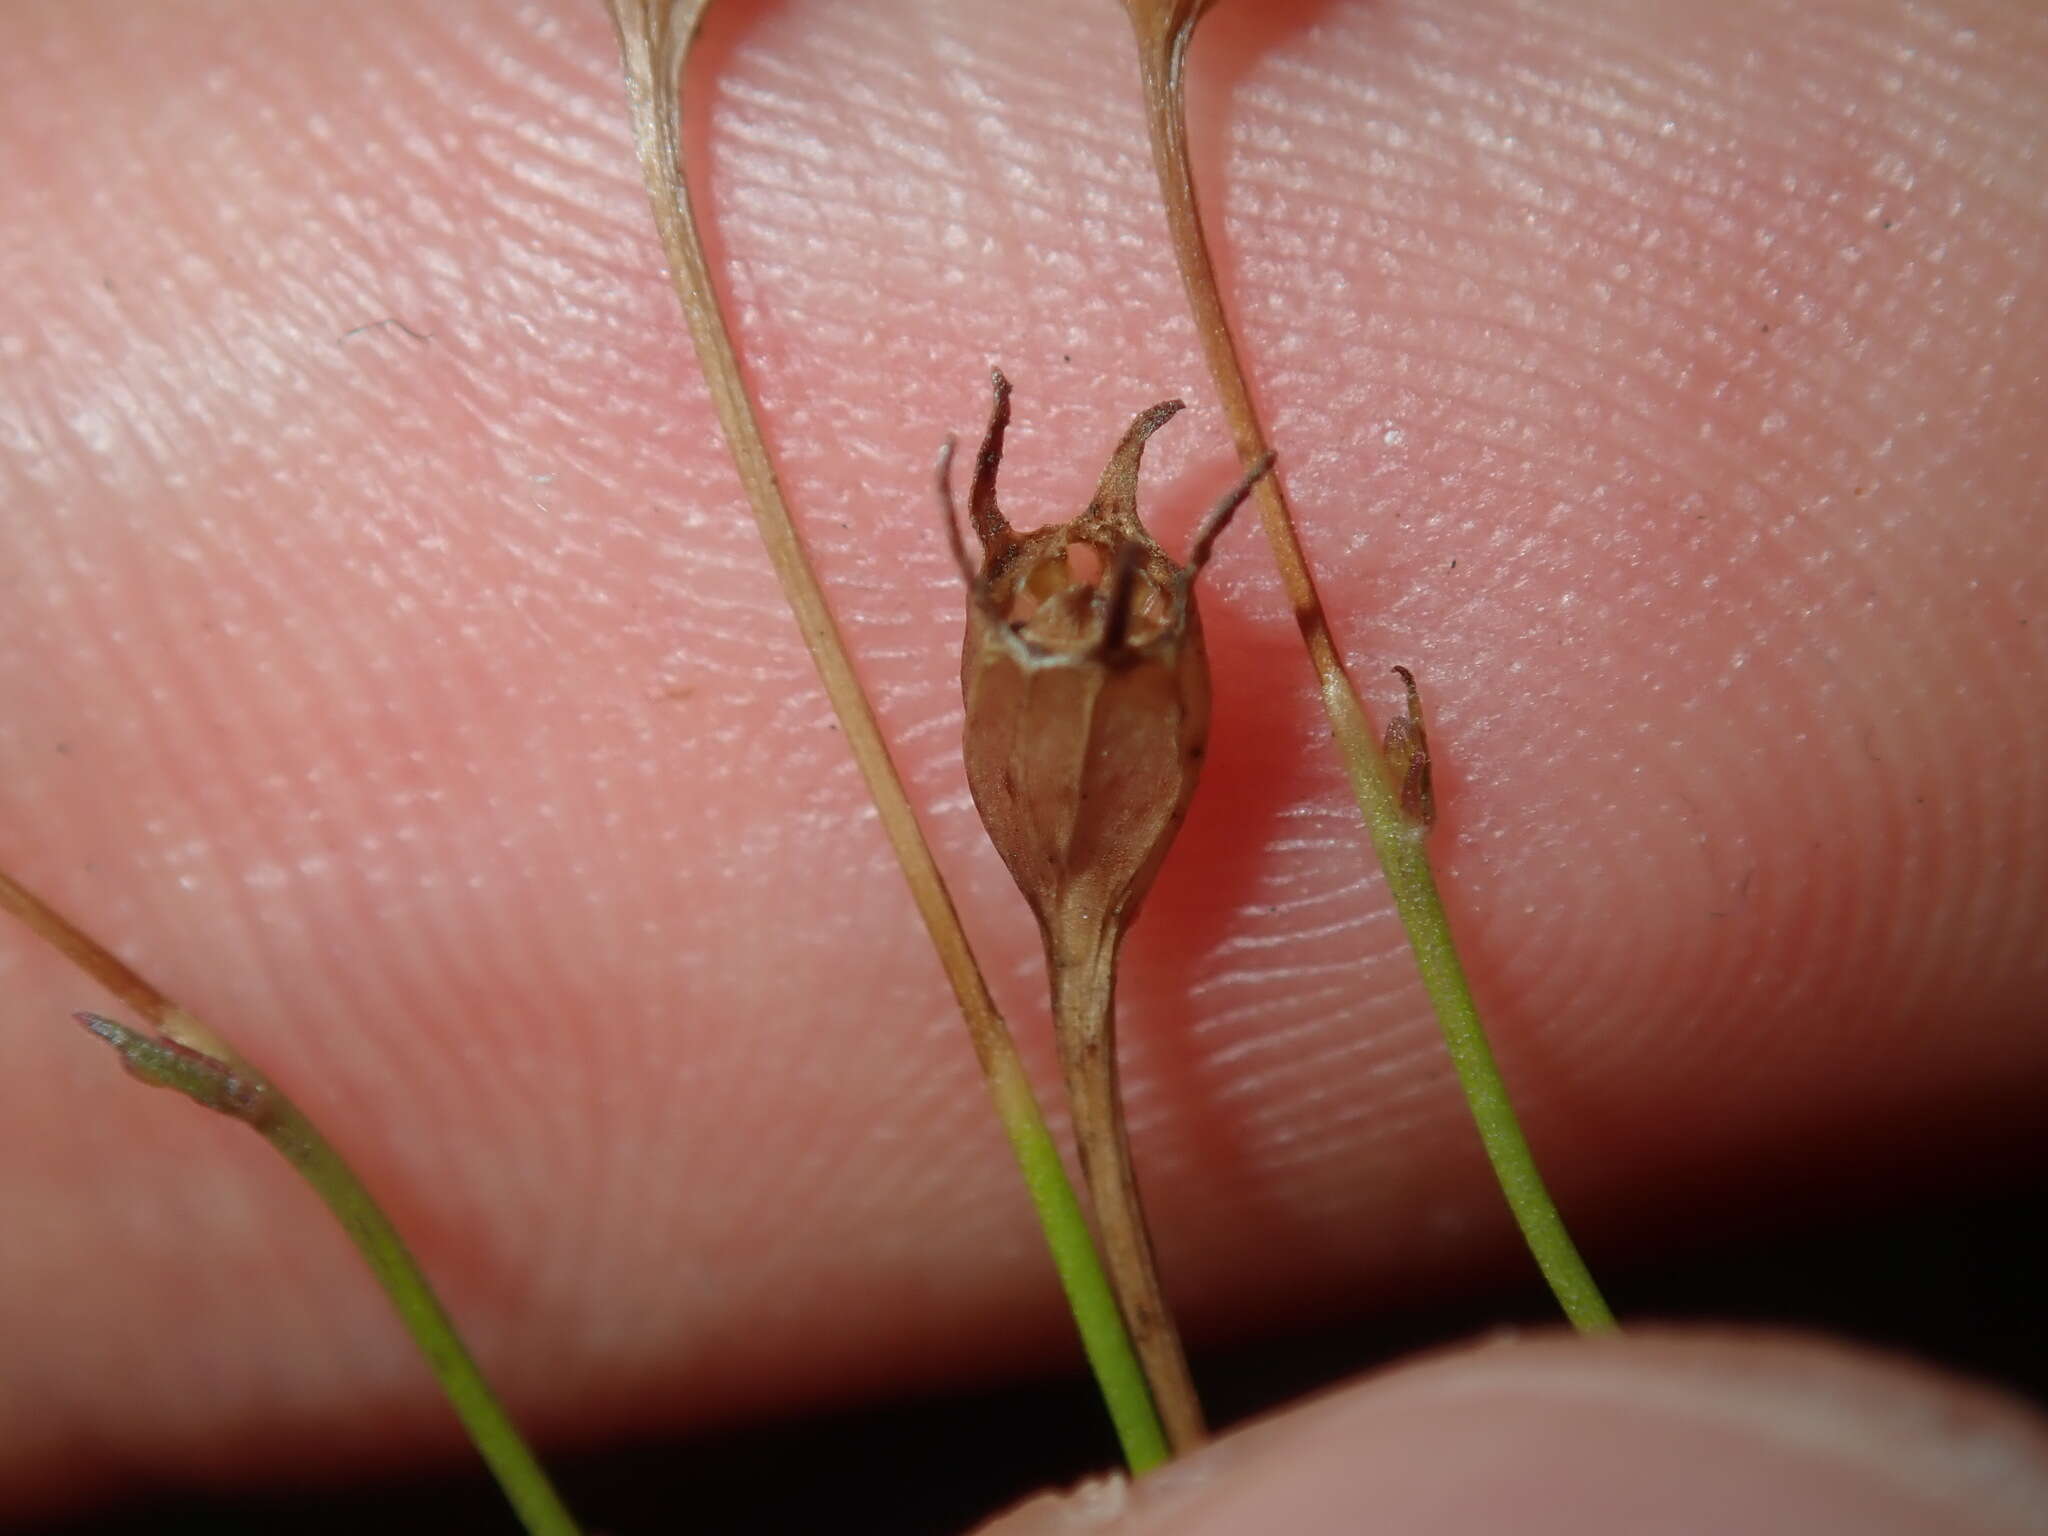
left=942, top=369, right=1270, bottom=1452
left=605, top=0, right=1172, bottom=1469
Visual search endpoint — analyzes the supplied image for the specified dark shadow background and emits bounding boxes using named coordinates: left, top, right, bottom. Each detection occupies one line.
left=30, top=1173, right=2046, bottom=1534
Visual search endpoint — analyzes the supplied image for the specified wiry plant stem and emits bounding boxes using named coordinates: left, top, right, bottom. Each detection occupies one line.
left=0, top=868, right=582, bottom=1536
left=604, top=0, right=1171, bottom=1470
left=1050, top=932, right=1205, bottom=1451
left=1122, top=0, right=1615, bottom=1332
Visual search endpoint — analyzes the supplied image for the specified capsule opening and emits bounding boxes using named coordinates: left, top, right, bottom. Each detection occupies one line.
left=1064, top=541, right=1105, bottom=585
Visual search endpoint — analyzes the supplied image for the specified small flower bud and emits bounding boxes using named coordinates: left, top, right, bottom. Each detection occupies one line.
left=939, top=369, right=1270, bottom=965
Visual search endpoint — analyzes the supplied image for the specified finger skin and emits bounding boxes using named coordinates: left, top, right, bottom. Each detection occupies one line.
left=1, top=0, right=2043, bottom=1513
left=979, top=1331, right=2048, bottom=1536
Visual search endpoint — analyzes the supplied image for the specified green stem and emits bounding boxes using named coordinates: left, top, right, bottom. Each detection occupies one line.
left=74, top=1012, right=584, bottom=1536
left=1362, top=811, right=1616, bottom=1332
left=3, top=860, right=584, bottom=1532
left=262, top=1098, right=586, bottom=1533
left=989, top=1055, right=1172, bottom=1473
left=1124, top=0, right=1614, bottom=1332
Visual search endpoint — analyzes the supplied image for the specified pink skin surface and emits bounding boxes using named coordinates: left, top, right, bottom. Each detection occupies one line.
left=1, top=0, right=2044, bottom=1519
left=982, top=1332, right=2048, bottom=1536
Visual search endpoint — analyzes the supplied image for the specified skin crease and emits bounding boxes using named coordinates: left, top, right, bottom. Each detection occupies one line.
left=0, top=0, right=2043, bottom=1521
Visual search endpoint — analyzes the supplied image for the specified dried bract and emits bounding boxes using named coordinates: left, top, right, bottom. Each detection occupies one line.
left=1384, top=664, right=1436, bottom=831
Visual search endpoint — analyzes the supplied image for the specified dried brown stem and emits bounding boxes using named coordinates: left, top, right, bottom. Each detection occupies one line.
left=605, top=0, right=1013, bottom=1074
left=1049, top=927, right=1205, bottom=1451
left=605, top=2, right=1178, bottom=1466
left=0, top=866, right=239, bottom=1065
left=1123, top=0, right=1391, bottom=809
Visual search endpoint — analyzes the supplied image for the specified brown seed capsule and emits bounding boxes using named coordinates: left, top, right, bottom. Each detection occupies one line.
left=938, top=368, right=1270, bottom=1452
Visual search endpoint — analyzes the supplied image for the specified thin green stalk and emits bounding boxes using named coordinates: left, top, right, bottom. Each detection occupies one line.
left=1366, top=803, right=1614, bottom=1328
left=603, top=0, right=1171, bottom=1468
left=1, top=869, right=583, bottom=1536
left=1123, top=0, right=1614, bottom=1331
left=264, top=1095, right=582, bottom=1533
left=989, top=1055, right=1173, bottom=1471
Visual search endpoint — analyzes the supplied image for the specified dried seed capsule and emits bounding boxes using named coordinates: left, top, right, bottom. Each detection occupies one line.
left=941, top=370, right=1267, bottom=962
left=939, top=368, right=1270, bottom=1453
